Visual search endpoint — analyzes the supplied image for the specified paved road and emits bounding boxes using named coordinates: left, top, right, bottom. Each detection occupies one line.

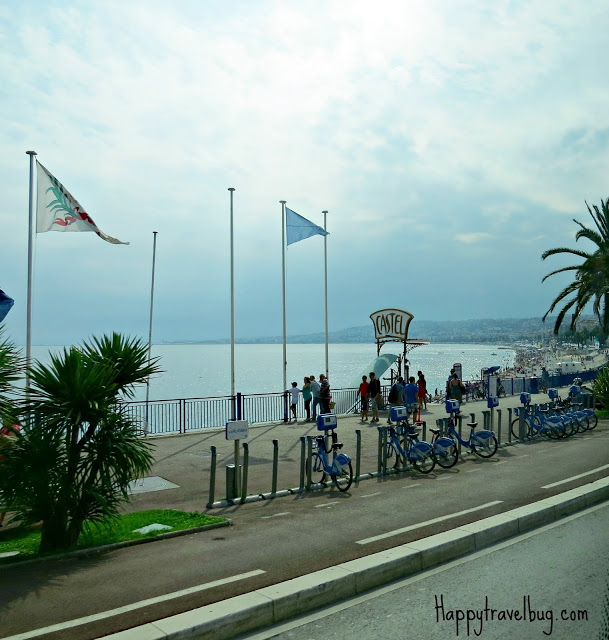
left=0, top=394, right=607, bottom=640
left=242, top=502, right=609, bottom=640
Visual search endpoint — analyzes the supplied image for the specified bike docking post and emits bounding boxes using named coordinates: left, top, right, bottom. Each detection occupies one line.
left=482, top=410, right=490, bottom=430
left=496, top=409, right=502, bottom=446
left=225, top=419, right=248, bottom=501
left=241, top=442, right=249, bottom=504
left=298, top=436, right=306, bottom=492
left=271, top=439, right=279, bottom=496
left=355, top=429, right=362, bottom=483
left=487, top=395, right=499, bottom=431
left=207, top=445, right=217, bottom=508
left=377, top=426, right=388, bottom=476
left=519, top=392, right=531, bottom=441
left=306, top=436, right=313, bottom=490
left=507, top=408, right=513, bottom=444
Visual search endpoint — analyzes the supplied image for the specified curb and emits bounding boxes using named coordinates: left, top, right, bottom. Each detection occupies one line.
left=0, top=520, right=232, bottom=570
left=100, top=476, right=609, bottom=640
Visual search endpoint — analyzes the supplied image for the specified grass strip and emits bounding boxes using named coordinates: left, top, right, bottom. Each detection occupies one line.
left=0, top=509, right=226, bottom=564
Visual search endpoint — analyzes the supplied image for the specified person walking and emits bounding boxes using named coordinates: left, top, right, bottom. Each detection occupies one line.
left=310, top=375, right=321, bottom=422
left=302, top=376, right=312, bottom=421
left=287, top=381, right=300, bottom=423
left=367, top=371, right=381, bottom=422
left=404, top=376, right=419, bottom=422
left=387, top=376, right=405, bottom=424
left=417, top=371, right=428, bottom=411
left=319, top=374, right=331, bottom=414
left=358, top=375, right=369, bottom=421
left=449, top=372, right=464, bottom=405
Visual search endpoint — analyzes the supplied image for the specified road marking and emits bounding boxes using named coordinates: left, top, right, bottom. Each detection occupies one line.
left=541, top=464, right=609, bottom=489
left=3, top=570, right=267, bottom=640
left=355, top=501, right=503, bottom=545
left=516, top=454, right=529, bottom=458
left=360, top=492, right=382, bottom=498
left=315, top=502, right=340, bottom=508
left=403, top=484, right=421, bottom=489
left=537, top=449, right=549, bottom=453
left=494, top=461, right=507, bottom=465
left=261, top=512, right=290, bottom=518
left=437, top=476, right=451, bottom=480
left=466, top=469, right=481, bottom=473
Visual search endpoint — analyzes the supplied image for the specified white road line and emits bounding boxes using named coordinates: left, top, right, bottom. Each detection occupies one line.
left=437, top=476, right=451, bottom=480
left=314, top=502, right=340, bottom=508
left=403, top=484, right=421, bottom=489
left=261, top=512, right=290, bottom=518
left=537, top=449, right=549, bottom=453
left=3, top=570, right=266, bottom=640
left=516, top=454, right=529, bottom=458
left=355, top=501, right=503, bottom=545
left=494, top=461, right=507, bottom=465
left=466, top=469, right=481, bottom=473
left=360, top=492, right=382, bottom=498
left=541, top=464, right=609, bottom=489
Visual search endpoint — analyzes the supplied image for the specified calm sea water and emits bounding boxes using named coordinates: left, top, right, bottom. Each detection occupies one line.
left=31, top=343, right=515, bottom=401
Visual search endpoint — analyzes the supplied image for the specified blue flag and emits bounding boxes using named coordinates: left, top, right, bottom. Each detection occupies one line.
left=286, top=208, right=329, bottom=246
left=0, top=290, right=14, bottom=323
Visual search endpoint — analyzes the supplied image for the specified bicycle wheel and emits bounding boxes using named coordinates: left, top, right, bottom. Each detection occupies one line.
left=586, top=412, right=598, bottom=430
left=511, top=418, right=531, bottom=440
left=472, top=435, right=498, bottom=458
left=413, top=452, right=436, bottom=474
left=434, top=440, right=459, bottom=469
left=306, top=453, right=326, bottom=485
left=541, top=417, right=565, bottom=439
left=386, top=443, right=401, bottom=469
left=576, top=413, right=589, bottom=432
left=332, top=461, right=353, bottom=492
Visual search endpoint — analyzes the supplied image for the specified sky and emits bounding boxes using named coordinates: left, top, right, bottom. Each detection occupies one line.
left=1, top=0, right=609, bottom=346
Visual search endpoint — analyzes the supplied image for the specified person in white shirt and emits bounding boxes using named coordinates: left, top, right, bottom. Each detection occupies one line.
left=287, top=381, right=300, bottom=423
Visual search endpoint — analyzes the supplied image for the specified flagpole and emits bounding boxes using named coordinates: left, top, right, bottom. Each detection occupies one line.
left=145, top=231, right=158, bottom=428
left=25, top=150, right=37, bottom=390
left=323, top=210, right=329, bottom=379
left=280, top=200, right=287, bottom=396
left=229, top=188, right=236, bottom=420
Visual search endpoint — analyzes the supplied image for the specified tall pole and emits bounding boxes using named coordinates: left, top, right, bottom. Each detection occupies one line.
left=25, top=150, right=37, bottom=390
left=145, top=231, right=158, bottom=425
left=280, top=200, right=287, bottom=394
left=229, top=188, right=236, bottom=420
left=323, top=210, right=329, bottom=379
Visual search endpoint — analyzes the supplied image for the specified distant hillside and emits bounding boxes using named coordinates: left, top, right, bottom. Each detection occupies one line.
left=164, top=317, right=568, bottom=345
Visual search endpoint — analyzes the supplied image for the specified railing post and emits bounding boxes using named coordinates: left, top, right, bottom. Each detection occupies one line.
left=237, top=392, right=242, bottom=420
left=271, top=439, right=279, bottom=495
left=299, top=436, right=306, bottom=491
left=241, top=442, right=249, bottom=504
left=355, top=429, right=362, bottom=482
left=306, top=436, right=313, bottom=490
left=283, top=391, right=289, bottom=423
left=206, top=445, right=217, bottom=508
left=180, top=398, right=185, bottom=434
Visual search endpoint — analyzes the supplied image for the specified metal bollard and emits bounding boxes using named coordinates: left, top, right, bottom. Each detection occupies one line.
left=377, top=426, right=383, bottom=475
left=421, top=420, right=427, bottom=440
left=355, top=429, right=362, bottom=482
left=299, top=436, right=306, bottom=491
left=306, top=436, right=313, bottom=490
left=482, top=410, right=490, bottom=430
left=271, top=439, right=279, bottom=495
left=507, top=408, right=513, bottom=443
left=241, top=442, right=249, bottom=504
left=458, top=415, right=463, bottom=455
left=497, top=409, right=502, bottom=445
left=207, top=445, right=217, bottom=508
left=436, top=418, right=443, bottom=436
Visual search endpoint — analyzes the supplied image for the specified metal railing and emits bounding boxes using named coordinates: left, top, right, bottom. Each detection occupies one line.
left=122, top=369, right=600, bottom=436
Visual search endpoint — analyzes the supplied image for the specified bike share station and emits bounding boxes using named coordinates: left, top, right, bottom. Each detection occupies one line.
left=225, top=419, right=249, bottom=501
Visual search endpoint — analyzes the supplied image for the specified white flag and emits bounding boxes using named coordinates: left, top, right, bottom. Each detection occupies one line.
left=36, top=161, right=129, bottom=245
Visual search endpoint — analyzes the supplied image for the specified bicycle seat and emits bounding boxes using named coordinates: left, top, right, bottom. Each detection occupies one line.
left=539, top=408, right=548, bottom=414
left=334, top=442, right=343, bottom=450
left=467, top=422, right=477, bottom=428
left=430, top=428, right=440, bottom=435
left=407, top=432, right=419, bottom=439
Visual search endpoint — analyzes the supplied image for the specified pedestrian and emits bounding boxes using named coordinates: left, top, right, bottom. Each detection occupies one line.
left=417, top=371, right=427, bottom=411
left=310, top=375, right=321, bottom=422
left=448, top=372, right=464, bottom=405
left=367, top=371, right=381, bottom=422
left=286, top=381, right=300, bottom=423
left=358, top=375, right=369, bottom=421
left=319, top=374, right=331, bottom=414
left=387, top=376, right=405, bottom=424
left=404, top=376, right=419, bottom=421
left=446, top=368, right=455, bottom=399
left=302, top=376, right=312, bottom=421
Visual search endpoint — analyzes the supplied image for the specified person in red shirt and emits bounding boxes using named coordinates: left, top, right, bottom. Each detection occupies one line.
left=358, top=375, right=369, bottom=421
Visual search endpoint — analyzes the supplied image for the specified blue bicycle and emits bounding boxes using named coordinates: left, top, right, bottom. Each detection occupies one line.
left=444, top=400, right=498, bottom=458
left=385, top=424, right=436, bottom=474
left=306, top=428, right=353, bottom=491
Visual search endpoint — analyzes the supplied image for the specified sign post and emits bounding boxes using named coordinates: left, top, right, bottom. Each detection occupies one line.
left=225, top=420, right=248, bottom=499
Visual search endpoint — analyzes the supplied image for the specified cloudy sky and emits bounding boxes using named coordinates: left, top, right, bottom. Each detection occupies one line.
left=1, top=0, right=609, bottom=345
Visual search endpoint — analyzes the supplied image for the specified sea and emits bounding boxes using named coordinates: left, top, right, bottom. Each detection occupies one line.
left=31, top=343, right=515, bottom=401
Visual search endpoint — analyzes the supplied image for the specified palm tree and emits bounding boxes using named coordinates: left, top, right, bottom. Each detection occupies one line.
left=0, top=333, right=162, bottom=552
left=0, top=326, right=23, bottom=424
left=542, top=198, right=609, bottom=334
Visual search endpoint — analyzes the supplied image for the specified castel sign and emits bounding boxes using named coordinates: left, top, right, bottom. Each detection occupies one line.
left=370, top=308, right=414, bottom=342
